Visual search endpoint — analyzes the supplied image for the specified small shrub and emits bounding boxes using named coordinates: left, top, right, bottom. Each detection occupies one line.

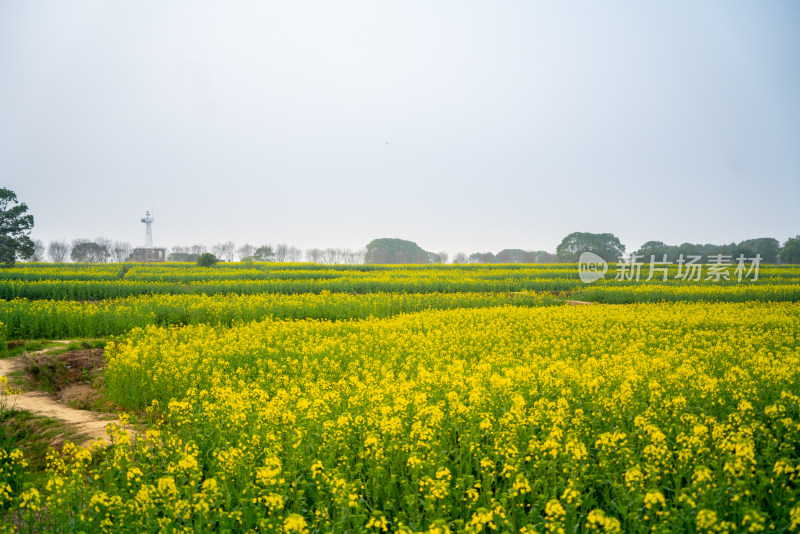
left=196, top=253, right=219, bottom=267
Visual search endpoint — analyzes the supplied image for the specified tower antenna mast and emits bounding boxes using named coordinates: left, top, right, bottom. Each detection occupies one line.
left=141, top=211, right=154, bottom=248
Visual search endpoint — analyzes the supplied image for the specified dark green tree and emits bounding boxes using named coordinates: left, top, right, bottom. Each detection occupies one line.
left=70, top=241, right=109, bottom=263
left=779, top=236, right=800, bottom=264
left=468, top=252, right=496, bottom=264
left=364, top=238, right=430, bottom=264
left=0, top=188, right=35, bottom=267
left=496, top=249, right=537, bottom=263
left=733, top=238, right=780, bottom=263
left=196, top=252, right=219, bottom=267
left=556, top=232, right=625, bottom=263
left=635, top=241, right=677, bottom=261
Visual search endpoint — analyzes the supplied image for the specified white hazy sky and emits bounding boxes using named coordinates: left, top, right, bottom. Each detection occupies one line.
left=2, top=1, right=799, bottom=257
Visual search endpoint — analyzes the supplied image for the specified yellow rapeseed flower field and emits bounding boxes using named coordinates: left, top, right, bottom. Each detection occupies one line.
left=0, top=263, right=798, bottom=533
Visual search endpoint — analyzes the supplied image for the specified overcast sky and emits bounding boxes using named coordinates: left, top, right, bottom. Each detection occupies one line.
left=2, top=1, right=799, bottom=257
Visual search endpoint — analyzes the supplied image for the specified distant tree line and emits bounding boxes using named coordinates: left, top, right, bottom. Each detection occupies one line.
left=8, top=187, right=798, bottom=266
left=19, top=233, right=800, bottom=265
left=363, top=239, right=558, bottom=265
left=468, top=249, right=558, bottom=264
left=632, top=238, right=785, bottom=264
left=555, top=232, right=799, bottom=264
left=27, top=238, right=367, bottom=265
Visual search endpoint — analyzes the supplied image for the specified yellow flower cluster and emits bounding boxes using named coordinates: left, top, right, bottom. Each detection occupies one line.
left=8, top=300, right=791, bottom=532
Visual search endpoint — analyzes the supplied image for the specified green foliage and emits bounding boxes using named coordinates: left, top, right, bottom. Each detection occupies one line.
left=70, top=241, right=109, bottom=263
left=364, top=238, right=430, bottom=264
left=196, top=252, right=219, bottom=267
left=556, top=232, right=625, bottom=263
left=167, top=252, right=199, bottom=262
left=735, top=237, right=780, bottom=263
left=0, top=188, right=34, bottom=268
left=469, top=250, right=557, bottom=264
left=253, top=245, right=275, bottom=262
left=637, top=238, right=782, bottom=263
left=0, top=291, right=563, bottom=339
left=780, top=235, right=800, bottom=264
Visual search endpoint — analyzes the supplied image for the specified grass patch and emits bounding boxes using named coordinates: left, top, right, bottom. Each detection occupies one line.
left=0, top=409, right=86, bottom=471
left=0, top=340, right=50, bottom=359
left=48, top=339, right=107, bottom=356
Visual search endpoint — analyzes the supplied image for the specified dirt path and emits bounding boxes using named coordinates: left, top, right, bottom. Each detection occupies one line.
left=566, top=299, right=595, bottom=305
left=1, top=342, right=120, bottom=443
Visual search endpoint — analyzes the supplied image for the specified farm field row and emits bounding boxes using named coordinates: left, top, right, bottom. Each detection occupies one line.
left=0, top=263, right=798, bottom=302
left=0, top=291, right=560, bottom=340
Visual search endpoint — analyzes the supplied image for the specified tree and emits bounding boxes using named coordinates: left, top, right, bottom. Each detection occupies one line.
left=32, top=239, right=46, bottom=262
left=275, top=244, right=289, bottom=262
left=634, top=241, right=677, bottom=262
left=253, top=246, right=275, bottom=262
left=533, top=251, right=558, bottom=263
left=468, top=252, right=496, bottom=264
left=452, top=252, right=468, bottom=264
left=237, top=244, right=255, bottom=261
left=306, top=248, right=324, bottom=263
left=341, top=249, right=365, bottom=264
left=322, top=248, right=341, bottom=264
left=0, top=188, right=35, bottom=267
left=168, top=245, right=200, bottom=262
left=196, top=252, right=219, bottom=267
left=71, top=240, right=110, bottom=263
left=556, top=232, right=625, bottom=263
left=111, top=241, right=132, bottom=263
left=286, top=246, right=303, bottom=262
left=48, top=240, right=71, bottom=262
left=433, top=251, right=449, bottom=264
left=734, top=238, right=780, bottom=263
left=95, top=236, right=113, bottom=257
left=364, top=238, right=430, bottom=264
left=496, top=249, right=537, bottom=263
left=211, top=242, right=235, bottom=262
left=780, top=236, right=800, bottom=264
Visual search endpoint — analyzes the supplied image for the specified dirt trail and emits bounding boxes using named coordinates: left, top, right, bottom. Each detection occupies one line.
left=1, top=342, right=120, bottom=443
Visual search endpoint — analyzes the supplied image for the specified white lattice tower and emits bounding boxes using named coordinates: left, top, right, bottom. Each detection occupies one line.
left=141, top=211, right=154, bottom=248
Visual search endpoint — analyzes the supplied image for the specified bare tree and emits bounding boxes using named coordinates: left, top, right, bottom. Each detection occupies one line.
left=211, top=242, right=236, bottom=262
left=48, top=240, right=71, bottom=262
left=237, top=243, right=255, bottom=261
left=211, top=243, right=225, bottom=259
left=190, top=244, right=207, bottom=256
left=433, top=251, right=449, bottom=264
left=111, top=241, right=132, bottom=263
left=323, top=248, right=342, bottom=264
left=31, top=239, right=46, bottom=261
left=274, top=243, right=289, bottom=262
left=95, top=236, right=113, bottom=257
left=223, top=241, right=235, bottom=262
left=452, top=252, right=468, bottom=264
left=286, top=246, right=303, bottom=262
left=306, top=248, right=323, bottom=263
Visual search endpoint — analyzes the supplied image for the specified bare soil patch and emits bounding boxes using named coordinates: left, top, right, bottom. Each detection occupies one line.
left=24, top=349, right=104, bottom=393
left=1, top=345, right=123, bottom=443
